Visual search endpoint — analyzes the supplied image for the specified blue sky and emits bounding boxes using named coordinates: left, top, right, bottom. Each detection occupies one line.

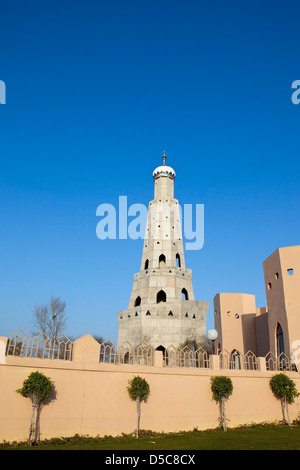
left=0, top=0, right=299, bottom=343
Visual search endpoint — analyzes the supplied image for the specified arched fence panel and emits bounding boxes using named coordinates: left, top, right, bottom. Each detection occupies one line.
left=6, top=330, right=73, bottom=361
left=265, top=351, right=297, bottom=372
left=163, top=345, right=209, bottom=369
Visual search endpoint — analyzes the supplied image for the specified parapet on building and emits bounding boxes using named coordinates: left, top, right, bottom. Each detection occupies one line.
left=214, top=245, right=300, bottom=361
left=117, top=154, right=208, bottom=349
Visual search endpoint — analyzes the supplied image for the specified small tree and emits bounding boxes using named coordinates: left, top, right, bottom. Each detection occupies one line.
left=127, top=375, right=150, bottom=438
left=270, top=373, right=299, bottom=426
left=32, top=296, right=68, bottom=344
left=179, top=331, right=212, bottom=354
left=211, top=376, right=233, bottom=431
left=16, top=371, right=53, bottom=445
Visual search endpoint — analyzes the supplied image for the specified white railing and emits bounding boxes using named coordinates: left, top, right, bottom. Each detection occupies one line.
left=6, top=330, right=73, bottom=361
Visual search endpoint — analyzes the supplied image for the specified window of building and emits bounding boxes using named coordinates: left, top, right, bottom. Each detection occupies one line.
left=156, top=290, right=167, bottom=303
left=168, top=311, right=173, bottom=316
left=287, top=268, right=294, bottom=276
left=176, top=253, right=181, bottom=268
left=275, top=272, right=279, bottom=280
left=144, top=259, right=149, bottom=270
left=159, top=254, right=166, bottom=267
left=134, top=296, right=141, bottom=307
left=182, top=288, right=189, bottom=300
left=146, top=310, right=151, bottom=316
left=268, top=282, right=272, bottom=290
left=276, top=323, right=285, bottom=356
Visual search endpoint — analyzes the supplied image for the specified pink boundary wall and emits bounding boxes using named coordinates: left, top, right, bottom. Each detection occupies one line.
left=0, top=334, right=299, bottom=442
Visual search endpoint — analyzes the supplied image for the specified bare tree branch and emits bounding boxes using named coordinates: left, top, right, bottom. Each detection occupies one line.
left=31, top=297, right=68, bottom=343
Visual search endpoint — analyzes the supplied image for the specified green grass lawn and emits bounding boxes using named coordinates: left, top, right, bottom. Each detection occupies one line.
left=2, top=424, right=300, bottom=450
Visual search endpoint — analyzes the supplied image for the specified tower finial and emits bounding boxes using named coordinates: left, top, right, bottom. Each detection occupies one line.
left=162, top=150, right=167, bottom=166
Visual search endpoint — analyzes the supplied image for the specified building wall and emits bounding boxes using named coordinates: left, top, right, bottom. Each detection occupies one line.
left=254, top=311, right=270, bottom=357
left=117, top=299, right=208, bottom=348
left=0, top=334, right=299, bottom=443
left=263, top=248, right=290, bottom=356
left=263, top=246, right=300, bottom=357
left=214, top=293, right=257, bottom=354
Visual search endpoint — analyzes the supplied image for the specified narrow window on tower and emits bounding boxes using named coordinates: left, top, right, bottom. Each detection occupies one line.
left=159, top=254, right=166, bottom=267
left=182, top=288, right=189, bottom=300
left=144, top=259, right=149, bottom=270
left=134, top=296, right=141, bottom=307
left=276, top=323, right=285, bottom=355
left=176, top=253, right=181, bottom=268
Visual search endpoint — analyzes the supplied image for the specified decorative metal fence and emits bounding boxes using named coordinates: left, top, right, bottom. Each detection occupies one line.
left=162, top=345, right=209, bottom=368
left=219, top=349, right=296, bottom=371
left=4, top=331, right=298, bottom=372
left=219, top=350, right=259, bottom=370
left=99, top=339, right=117, bottom=363
left=265, top=351, right=297, bottom=372
left=99, top=340, right=153, bottom=366
left=6, top=330, right=73, bottom=361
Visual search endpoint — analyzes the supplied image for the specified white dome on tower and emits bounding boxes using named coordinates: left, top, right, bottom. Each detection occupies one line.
left=152, top=152, right=176, bottom=180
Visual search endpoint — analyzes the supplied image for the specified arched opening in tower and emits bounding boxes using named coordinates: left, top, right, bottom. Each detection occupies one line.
left=176, top=253, right=181, bottom=268
left=156, top=345, right=168, bottom=364
left=181, top=288, right=189, bottom=300
left=156, top=290, right=167, bottom=303
left=134, top=296, right=141, bottom=307
left=159, top=254, right=166, bottom=267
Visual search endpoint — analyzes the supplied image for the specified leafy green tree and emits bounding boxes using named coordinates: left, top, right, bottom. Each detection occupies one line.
left=211, top=376, right=233, bottom=431
left=127, top=376, right=150, bottom=438
left=270, top=373, right=299, bottom=426
left=16, top=371, right=53, bottom=445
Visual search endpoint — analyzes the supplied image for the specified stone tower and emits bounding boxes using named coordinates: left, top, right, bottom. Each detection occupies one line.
left=117, top=153, right=209, bottom=349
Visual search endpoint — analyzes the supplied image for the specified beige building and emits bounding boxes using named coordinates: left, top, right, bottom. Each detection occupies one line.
left=214, top=245, right=300, bottom=363
left=117, top=154, right=208, bottom=349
